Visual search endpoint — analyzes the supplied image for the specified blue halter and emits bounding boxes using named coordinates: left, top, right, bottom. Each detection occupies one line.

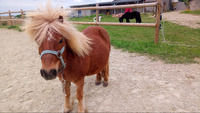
left=40, top=46, right=66, bottom=72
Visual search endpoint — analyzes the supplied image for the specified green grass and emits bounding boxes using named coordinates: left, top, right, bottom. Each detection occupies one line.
left=70, top=14, right=200, bottom=63
left=181, top=10, right=200, bottom=15
left=0, top=25, right=22, bottom=32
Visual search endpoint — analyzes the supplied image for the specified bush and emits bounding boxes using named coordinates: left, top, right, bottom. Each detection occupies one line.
left=2, top=22, right=7, bottom=26
left=7, top=25, right=22, bottom=32
left=8, top=25, right=17, bottom=29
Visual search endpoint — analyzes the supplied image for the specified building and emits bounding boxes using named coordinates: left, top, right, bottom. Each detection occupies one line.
left=145, top=0, right=187, bottom=12
left=70, top=0, right=145, bottom=17
left=189, top=0, right=200, bottom=10
left=69, top=0, right=192, bottom=17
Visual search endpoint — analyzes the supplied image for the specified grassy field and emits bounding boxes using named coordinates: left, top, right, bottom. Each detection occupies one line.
left=0, top=25, right=22, bottom=32
left=0, top=13, right=199, bottom=63
left=181, top=10, right=200, bottom=15
left=70, top=14, right=200, bottom=63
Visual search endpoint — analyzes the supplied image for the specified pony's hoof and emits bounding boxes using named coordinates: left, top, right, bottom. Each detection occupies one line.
left=63, top=106, right=71, bottom=113
left=63, top=111, right=71, bottom=113
left=103, top=81, right=108, bottom=87
left=63, top=109, right=71, bottom=113
left=78, top=108, right=85, bottom=113
left=95, top=81, right=101, bottom=86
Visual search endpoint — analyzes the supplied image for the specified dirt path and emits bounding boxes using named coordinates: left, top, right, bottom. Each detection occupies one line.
left=0, top=29, right=200, bottom=112
left=162, top=11, right=200, bottom=29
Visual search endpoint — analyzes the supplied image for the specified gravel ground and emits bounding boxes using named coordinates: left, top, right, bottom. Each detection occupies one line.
left=162, top=11, right=200, bottom=29
left=0, top=28, right=200, bottom=112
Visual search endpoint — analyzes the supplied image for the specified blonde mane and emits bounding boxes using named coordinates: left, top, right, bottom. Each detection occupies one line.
left=23, top=1, right=92, bottom=57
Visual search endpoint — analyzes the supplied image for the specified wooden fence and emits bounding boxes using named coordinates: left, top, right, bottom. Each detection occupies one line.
left=0, top=9, right=25, bottom=25
left=0, top=0, right=162, bottom=44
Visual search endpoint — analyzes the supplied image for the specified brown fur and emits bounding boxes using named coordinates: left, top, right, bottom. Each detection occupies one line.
left=46, top=26, right=110, bottom=112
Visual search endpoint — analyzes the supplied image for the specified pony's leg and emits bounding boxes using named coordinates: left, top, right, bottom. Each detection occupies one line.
left=95, top=73, right=102, bottom=86
left=136, top=18, right=140, bottom=23
left=64, top=81, right=71, bottom=113
left=75, top=78, right=85, bottom=112
left=103, top=62, right=109, bottom=87
left=126, top=18, right=130, bottom=23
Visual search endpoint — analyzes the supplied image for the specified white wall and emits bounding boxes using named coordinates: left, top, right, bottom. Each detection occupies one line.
left=190, top=0, right=200, bottom=10
left=70, top=10, right=92, bottom=17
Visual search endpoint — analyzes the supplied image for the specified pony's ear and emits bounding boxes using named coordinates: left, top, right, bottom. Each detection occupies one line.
left=58, top=15, right=63, bottom=23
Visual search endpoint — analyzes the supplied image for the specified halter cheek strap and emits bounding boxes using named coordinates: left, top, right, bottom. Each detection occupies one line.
left=40, top=46, right=66, bottom=72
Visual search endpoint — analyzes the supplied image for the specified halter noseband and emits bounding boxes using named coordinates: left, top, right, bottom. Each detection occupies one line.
left=40, top=46, right=66, bottom=72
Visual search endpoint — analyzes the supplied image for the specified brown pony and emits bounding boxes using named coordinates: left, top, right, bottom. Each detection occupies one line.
left=24, top=2, right=110, bottom=113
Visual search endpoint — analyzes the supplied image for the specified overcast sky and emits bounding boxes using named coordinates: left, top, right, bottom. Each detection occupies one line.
left=0, top=0, right=113, bottom=14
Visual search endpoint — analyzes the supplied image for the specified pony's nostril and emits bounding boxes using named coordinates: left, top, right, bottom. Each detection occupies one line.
left=50, top=69, right=57, bottom=76
left=40, top=69, right=45, bottom=77
left=40, top=69, right=57, bottom=80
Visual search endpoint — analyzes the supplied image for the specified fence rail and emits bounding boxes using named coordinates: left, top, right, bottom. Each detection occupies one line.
left=0, top=19, right=24, bottom=22
left=70, top=22, right=156, bottom=27
left=68, top=2, right=157, bottom=11
left=0, top=11, right=24, bottom=14
left=0, top=0, right=162, bottom=43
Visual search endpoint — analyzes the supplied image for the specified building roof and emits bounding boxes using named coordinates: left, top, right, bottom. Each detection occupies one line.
left=70, top=0, right=143, bottom=8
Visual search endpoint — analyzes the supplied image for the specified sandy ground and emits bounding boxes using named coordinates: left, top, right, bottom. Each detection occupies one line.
left=162, top=11, right=200, bottom=29
left=0, top=28, right=200, bottom=112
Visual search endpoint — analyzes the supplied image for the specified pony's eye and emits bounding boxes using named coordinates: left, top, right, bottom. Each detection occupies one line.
left=59, top=38, right=63, bottom=44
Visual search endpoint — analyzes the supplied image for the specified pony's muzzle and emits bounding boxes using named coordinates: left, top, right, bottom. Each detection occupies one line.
left=40, top=69, right=57, bottom=80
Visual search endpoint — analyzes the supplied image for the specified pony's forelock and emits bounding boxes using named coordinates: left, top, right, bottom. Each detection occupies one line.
left=23, top=1, right=92, bottom=57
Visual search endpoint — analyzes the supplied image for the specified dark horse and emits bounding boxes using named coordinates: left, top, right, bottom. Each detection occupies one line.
left=24, top=2, right=110, bottom=113
left=119, top=11, right=142, bottom=23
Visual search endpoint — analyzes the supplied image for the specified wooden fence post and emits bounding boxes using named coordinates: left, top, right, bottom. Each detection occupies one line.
left=154, top=0, right=162, bottom=44
left=8, top=10, right=13, bottom=25
left=21, top=9, right=24, bottom=19
left=96, top=4, right=99, bottom=24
